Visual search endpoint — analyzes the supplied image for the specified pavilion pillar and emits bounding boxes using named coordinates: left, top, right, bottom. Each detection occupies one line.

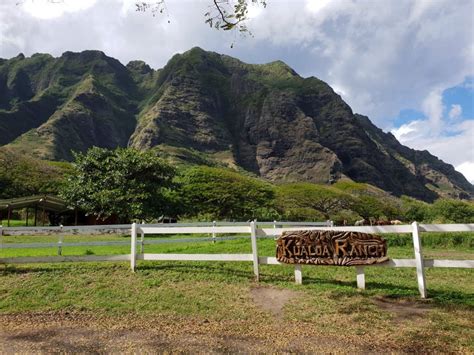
left=7, top=207, right=11, bottom=227
left=26, top=208, right=29, bottom=226
left=34, top=205, right=38, bottom=226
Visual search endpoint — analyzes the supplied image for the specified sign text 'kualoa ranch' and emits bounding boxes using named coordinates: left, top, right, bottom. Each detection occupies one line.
left=276, top=230, right=389, bottom=266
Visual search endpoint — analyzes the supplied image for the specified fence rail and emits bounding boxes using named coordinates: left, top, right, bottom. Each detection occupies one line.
left=1, top=221, right=473, bottom=299
left=0, top=220, right=333, bottom=236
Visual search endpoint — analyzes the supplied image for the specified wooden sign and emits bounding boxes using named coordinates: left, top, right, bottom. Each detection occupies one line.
left=276, top=230, right=388, bottom=266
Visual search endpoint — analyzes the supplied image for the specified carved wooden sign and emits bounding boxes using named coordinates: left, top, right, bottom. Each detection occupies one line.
left=276, top=230, right=388, bottom=266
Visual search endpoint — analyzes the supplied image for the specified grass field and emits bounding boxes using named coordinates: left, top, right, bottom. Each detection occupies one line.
left=1, top=232, right=473, bottom=352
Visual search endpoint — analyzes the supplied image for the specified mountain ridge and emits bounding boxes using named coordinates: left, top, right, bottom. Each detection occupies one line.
left=0, top=47, right=472, bottom=202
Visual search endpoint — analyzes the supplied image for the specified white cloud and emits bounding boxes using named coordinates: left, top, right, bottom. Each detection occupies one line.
left=21, top=0, right=97, bottom=19
left=456, top=161, right=474, bottom=184
left=393, top=119, right=474, bottom=182
left=391, top=121, right=421, bottom=142
left=421, top=89, right=444, bottom=133
left=306, top=0, right=332, bottom=14
left=448, top=104, right=462, bottom=119
left=391, top=84, right=472, bottom=183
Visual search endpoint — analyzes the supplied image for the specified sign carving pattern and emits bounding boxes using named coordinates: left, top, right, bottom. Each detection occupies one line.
left=276, top=230, right=388, bottom=266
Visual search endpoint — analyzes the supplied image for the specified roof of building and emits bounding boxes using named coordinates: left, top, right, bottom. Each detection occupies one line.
left=0, top=195, right=70, bottom=212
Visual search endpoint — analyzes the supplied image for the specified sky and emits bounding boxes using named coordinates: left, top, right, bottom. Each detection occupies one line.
left=1, top=0, right=473, bottom=183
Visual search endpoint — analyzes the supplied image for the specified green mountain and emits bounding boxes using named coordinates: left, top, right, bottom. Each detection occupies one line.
left=1, top=47, right=472, bottom=201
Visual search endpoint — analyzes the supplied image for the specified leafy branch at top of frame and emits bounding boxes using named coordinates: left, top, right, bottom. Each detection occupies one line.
left=204, top=0, right=267, bottom=34
left=135, top=1, right=166, bottom=17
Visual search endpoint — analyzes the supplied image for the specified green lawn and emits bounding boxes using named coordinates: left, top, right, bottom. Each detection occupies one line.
left=1, top=232, right=473, bottom=351
left=1, top=218, right=38, bottom=227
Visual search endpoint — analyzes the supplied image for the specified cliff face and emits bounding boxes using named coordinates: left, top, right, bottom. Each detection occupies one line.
left=1, top=47, right=472, bottom=201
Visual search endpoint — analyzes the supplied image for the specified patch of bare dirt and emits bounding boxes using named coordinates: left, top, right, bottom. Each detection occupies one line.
left=0, top=311, right=370, bottom=353
left=250, top=286, right=300, bottom=318
left=373, top=296, right=433, bottom=323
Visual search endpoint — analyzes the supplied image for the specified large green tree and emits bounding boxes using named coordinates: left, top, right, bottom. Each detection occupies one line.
left=276, top=183, right=355, bottom=220
left=60, top=147, right=176, bottom=221
left=178, top=166, right=276, bottom=220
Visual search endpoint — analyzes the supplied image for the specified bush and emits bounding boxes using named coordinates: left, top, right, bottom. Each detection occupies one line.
left=400, top=196, right=431, bottom=222
left=428, top=199, right=474, bottom=223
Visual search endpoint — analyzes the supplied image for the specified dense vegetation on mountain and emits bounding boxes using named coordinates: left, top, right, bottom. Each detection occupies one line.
left=0, top=48, right=472, bottom=202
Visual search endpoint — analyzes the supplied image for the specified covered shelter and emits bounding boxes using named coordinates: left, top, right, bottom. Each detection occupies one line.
left=0, top=195, right=72, bottom=226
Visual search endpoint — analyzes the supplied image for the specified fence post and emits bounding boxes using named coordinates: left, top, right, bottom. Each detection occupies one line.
left=356, top=266, right=365, bottom=289
left=212, top=220, right=216, bottom=243
left=273, top=220, right=277, bottom=229
left=412, top=221, right=427, bottom=298
left=250, top=220, right=259, bottom=282
left=131, top=222, right=137, bottom=272
left=294, top=264, right=302, bottom=284
left=57, top=225, right=63, bottom=256
left=140, top=221, right=145, bottom=254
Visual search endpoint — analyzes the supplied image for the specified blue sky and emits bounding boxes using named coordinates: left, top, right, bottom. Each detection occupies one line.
left=393, top=77, right=473, bottom=127
left=0, top=0, right=473, bottom=182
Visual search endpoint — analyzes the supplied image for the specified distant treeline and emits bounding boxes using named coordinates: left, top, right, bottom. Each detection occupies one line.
left=1, top=147, right=473, bottom=224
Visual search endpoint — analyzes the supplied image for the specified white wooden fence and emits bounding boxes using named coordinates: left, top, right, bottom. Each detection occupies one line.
left=1, top=222, right=473, bottom=298
left=0, top=220, right=332, bottom=236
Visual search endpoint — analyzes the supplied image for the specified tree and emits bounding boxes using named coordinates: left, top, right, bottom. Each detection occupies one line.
left=178, top=166, right=276, bottom=220
left=333, top=180, right=403, bottom=221
left=276, top=183, right=355, bottom=220
left=136, top=0, right=267, bottom=34
left=60, top=147, right=176, bottom=222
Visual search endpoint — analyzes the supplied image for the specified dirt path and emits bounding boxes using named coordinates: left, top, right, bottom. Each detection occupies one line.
left=250, top=285, right=300, bottom=318
left=1, top=311, right=355, bottom=353
left=0, top=288, right=452, bottom=353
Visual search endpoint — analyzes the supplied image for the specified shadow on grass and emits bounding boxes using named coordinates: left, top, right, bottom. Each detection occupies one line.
left=0, top=262, right=126, bottom=275
left=2, top=262, right=472, bottom=309
left=140, top=263, right=474, bottom=307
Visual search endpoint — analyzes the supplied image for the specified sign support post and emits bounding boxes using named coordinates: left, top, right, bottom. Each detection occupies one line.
left=294, top=264, right=302, bottom=284
left=356, top=266, right=365, bottom=289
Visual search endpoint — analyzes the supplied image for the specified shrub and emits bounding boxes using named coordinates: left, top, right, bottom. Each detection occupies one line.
left=428, top=199, right=474, bottom=223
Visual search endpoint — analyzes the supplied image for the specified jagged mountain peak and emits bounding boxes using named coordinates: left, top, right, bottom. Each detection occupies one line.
left=126, top=60, right=153, bottom=74
left=0, top=48, right=472, bottom=201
